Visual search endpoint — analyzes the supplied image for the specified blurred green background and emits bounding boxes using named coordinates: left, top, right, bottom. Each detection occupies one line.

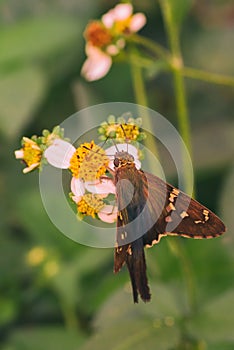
left=0, top=0, right=234, bottom=349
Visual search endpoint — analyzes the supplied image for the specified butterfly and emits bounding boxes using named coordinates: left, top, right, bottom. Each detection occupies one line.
left=112, top=149, right=226, bottom=303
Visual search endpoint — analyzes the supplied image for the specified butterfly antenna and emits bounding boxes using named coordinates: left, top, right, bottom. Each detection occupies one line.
left=120, top=124, right=129, bottom=152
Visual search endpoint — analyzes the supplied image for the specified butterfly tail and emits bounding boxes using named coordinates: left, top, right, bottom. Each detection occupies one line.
left=126, top=238, right=151, bottom=303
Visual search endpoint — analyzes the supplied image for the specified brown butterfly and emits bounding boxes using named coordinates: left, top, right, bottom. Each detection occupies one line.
left=112, top=150, right=226, bottom=303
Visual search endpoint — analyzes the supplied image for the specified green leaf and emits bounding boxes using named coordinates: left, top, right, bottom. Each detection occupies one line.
left=188, top=289, right=234, bottom=343
left=80, top=283, right=184, bottom=350
left=81, top=320, right=179, bottom=350
left=5, top=326, right=85, bottom=350
left=0, top=297, right=18, bottom=326
left=0, top=16, right=81, bottom=67
left=0, top=66, right=47, bottom=139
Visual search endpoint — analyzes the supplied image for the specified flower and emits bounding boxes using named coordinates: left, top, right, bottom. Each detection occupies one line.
left=15, top=126, right=69, bottom=173
left=26, top=246, right=47, bottom=266
left=81, top=3, right=146, bottom=81
left=102, top=3, right=146, bottom=35
left=45, top=139, right=109, bottom=181
left=71, top=177, right=117, bottom=222
left=98, top=115, right=146, bottom=142
left=69, top=140, right=109, bottom=181
left=15, top=137, right=42, bottom=173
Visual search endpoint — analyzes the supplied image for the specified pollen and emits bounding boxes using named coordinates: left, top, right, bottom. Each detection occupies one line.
left=116, top=123, right=140, bottom=141
left=77, top=194, right=105, bottom=218
left=22, top=138, right=42, bottom=167
left=113, top=17, right=132, bottom=35
left=69, top=140, right=109, bottom=181
left=85, top=21, right=112, bottom=48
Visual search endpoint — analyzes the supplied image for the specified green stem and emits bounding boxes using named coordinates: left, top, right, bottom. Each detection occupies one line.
left=131, top=34, right=171, bottom=62
left=130, top=57, right=148, bottom=107
left=130, top=55, right=159, bottom=165
left=159, top=0, right=192, bottom=187
left=159, top=0, right=197, bottom=312
left=182, top=66, right=234, bottom=86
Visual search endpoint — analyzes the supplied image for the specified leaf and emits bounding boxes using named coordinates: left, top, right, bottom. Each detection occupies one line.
left=0, top=67, right=47, bottom=139
left=0, top=297, right=18, bottom=326
left=81, top=320, right=179, bottom=350
left=5, top=326, right=85, bottom=350
left=0, top=16, right=81, bottom=66
left=80, top=283, right=183, bottom=350
left=188, top=289, right=234, bottom=343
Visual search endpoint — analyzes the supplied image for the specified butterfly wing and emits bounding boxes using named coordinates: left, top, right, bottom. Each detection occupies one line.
left=143, top=171, right=226, bottom=247
left=113, top=165, right=225, bottom=303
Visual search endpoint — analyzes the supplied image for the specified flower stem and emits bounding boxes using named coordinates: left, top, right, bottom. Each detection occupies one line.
left=159, top=0, right=192, bottom=189
left=159, top=0, right=197, bottom=312
left=131, top=34, right=171, bottom=62
left=130, top=54, right=159, bottom=166
left=182, top=66, right=234, bottom=86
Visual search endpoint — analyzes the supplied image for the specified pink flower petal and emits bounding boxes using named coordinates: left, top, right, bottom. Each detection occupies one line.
left=44, top=139, right=76, bottom=169
left=113, top=3, right=133, bottom=21
left=81, top=45, right=112, bottom=81
left=102, top=10, right=115, bottom=28
left=85, top=179, right=116, bottom=194
left=98, top=205, right=118, bottom=223
left=130, top=13, right=146, bottom=32
left=106, top=44, right=120, bottom=56
left=71, top=177, right=85, bottom=198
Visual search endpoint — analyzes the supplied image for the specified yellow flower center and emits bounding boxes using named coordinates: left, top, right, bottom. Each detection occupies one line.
left=23, top=139, right=42, bottom=167
left=85, top=21, right=112, bottom=48
left=69, top=141, right=109, bottom=181
left=77, top=194, right=105, bottom=218
left=116, top=123, right=140, bottom=140
left=113, top=17, right=132, bottom=35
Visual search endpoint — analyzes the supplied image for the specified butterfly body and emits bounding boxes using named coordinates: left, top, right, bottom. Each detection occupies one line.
left=113, top=150, right=226, bottom=303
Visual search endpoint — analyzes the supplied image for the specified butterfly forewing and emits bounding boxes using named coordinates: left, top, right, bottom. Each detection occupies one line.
left=143, top=172, right=225, bottom=247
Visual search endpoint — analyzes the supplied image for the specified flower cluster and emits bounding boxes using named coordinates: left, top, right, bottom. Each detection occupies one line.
left=15, top=116, right=144, bottom=224
left=81, top=3, right=146, bottom=81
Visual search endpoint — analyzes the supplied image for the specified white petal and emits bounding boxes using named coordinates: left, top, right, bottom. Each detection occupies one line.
left=15, top=150, right=24, bottom=159
left=81, top=46, right=112, bottom=81
left=113, top=3, right=133, bottom=20
left=44, top=139, right=76, bottom=169
left=98, top=205, right=118, bottom=223
left=71, top=177, right=85, bottom=198
left=129, top=13, right=146, bottom=32
left=85, top=179, right=116, bottom=194
left=23, top=163, right=40, bottom=173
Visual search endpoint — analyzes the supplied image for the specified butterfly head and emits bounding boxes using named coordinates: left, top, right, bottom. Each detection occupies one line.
left=113, top=151, right=134, bottom=168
